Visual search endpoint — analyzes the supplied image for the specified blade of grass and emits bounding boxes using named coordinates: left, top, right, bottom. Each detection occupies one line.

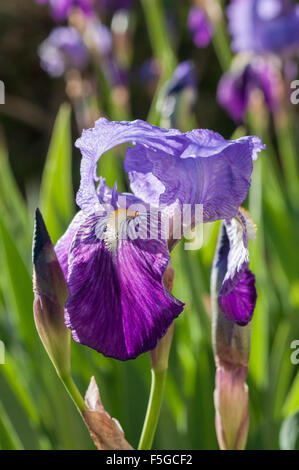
left=0, top=217, right=36, bottom=351
left=0, top=401, right=23, bottom=450
left=0, top=128, right=31, bottom=255
left=40, top=103, right=74, bottom=244
left=283, top=371, right=299, bottom=417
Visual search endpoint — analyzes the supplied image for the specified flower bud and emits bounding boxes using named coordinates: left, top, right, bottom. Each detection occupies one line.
left=32, top=208, right=70, bottom=376
left=212, top=311, right=251, bottom=450
left=214, top=363, right=249, bottom=450
left=211, top=214, right=255, bottom=450
left=212, top=291, right=251, bottom=451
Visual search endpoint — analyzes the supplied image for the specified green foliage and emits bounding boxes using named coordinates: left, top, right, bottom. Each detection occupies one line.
left=40, top=103, right=74, bottom=244
left=0, top=0, right=298, bottom=450
left=280, top=412, right=299, bottom=450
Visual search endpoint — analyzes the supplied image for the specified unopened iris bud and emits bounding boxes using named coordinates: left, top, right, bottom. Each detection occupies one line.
left=32, top=208, right=70, bottom=377
left=213, top=314, right=251, bottom=450
left=211, top=210, right=257, bottom=450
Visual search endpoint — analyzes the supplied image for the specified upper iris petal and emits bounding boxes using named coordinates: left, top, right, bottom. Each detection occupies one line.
left=75, top=118, right=187, bottom=214
left=125, top=128, right=265, bottom=222
left=75, top=118, right=265, bottom=223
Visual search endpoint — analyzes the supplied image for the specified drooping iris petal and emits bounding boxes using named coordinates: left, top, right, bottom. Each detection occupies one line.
left=212, top=209, right=257, bottom=326
left=64, top=212, right=184, bottom=360
left=55, top=177, right=117, bottom=277
left=227, top=0, right=299, bottom=54
left=55, top=211, right=86, bottom=278
left=217, top=70, right=248, bottom=123
left=125, top=128, right=265, bottom=222
left=217, top=56, right=280, bottom=122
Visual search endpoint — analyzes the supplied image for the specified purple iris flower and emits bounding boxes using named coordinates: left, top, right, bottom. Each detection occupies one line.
left=188, top=6, right=213, bottom=48
left=212, top=208, right=257, bottom=325
left=164, top=61, right=197, bottom=95
left=38, top=26, right=89, bottom=77
left=36, top=0, right=95, bottom=21
left=158, top=61, right=198, bottom=128
left=84, top=18, right=113, bottom=56
left=217, top=56, right=280, bottom=122
left=55, top=118, right=264, bottom=360
left=227, top=0, right=299, bottom=54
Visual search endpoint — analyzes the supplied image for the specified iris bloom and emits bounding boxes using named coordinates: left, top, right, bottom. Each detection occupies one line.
left=38, top=20, right=113, bottom=78
left=217, top=55, right=280, bottom=122
left=228, top=0, right=299, bottom=54
left=38, top=27, right=89, bottom=77
left=55, top=118, right=264, bottom=360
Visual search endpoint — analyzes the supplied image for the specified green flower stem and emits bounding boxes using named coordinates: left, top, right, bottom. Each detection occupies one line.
left=138, top=368, right=167, bottom=450
left=138, top=321, right=174, bottom=450
left=60, top=374, right=85, bottom=413
left=141, top=0, right=177, bottom=125
left=211, top=19, right=232, bottom=72
left=0, top=401, right=24, bottom=450
left=273, top=109, right=299, bottom=206
left=141, top=0, right=176, bottom=78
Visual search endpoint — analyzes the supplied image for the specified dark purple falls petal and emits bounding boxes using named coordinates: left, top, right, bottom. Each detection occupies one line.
left=55, top=210, right=85, bottom=278
left=64, top=214, right=184, bottom=360
left=218, top=269, right=257, bottom=326
left=212, top=209, right=257, bottom=325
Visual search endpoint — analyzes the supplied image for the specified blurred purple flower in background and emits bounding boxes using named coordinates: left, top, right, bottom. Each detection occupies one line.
left=36, top=0, right=136, bottom=20
left=228, top=0, right=299, bottom=54
left=217, top=56, right=280, bottom=122
left=83, top=17, right=112, bottom=56
left=36, top=0, right=95, bottom=21
left=55, top=118, right=264, bottom=360
left=98, top=0, right=136, bottom=14
left=188, top=6, right=213, bottom=48
left=137, top=59, right=160, bottom=86
left=38, top=26, right=89, bottom=77
left=157, top=61, right=198, bottom=128
left=165, top=61, right=197, bottom=95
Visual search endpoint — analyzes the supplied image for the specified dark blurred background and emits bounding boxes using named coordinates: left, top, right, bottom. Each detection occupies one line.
left=0, top=0, right=231, bottom=197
